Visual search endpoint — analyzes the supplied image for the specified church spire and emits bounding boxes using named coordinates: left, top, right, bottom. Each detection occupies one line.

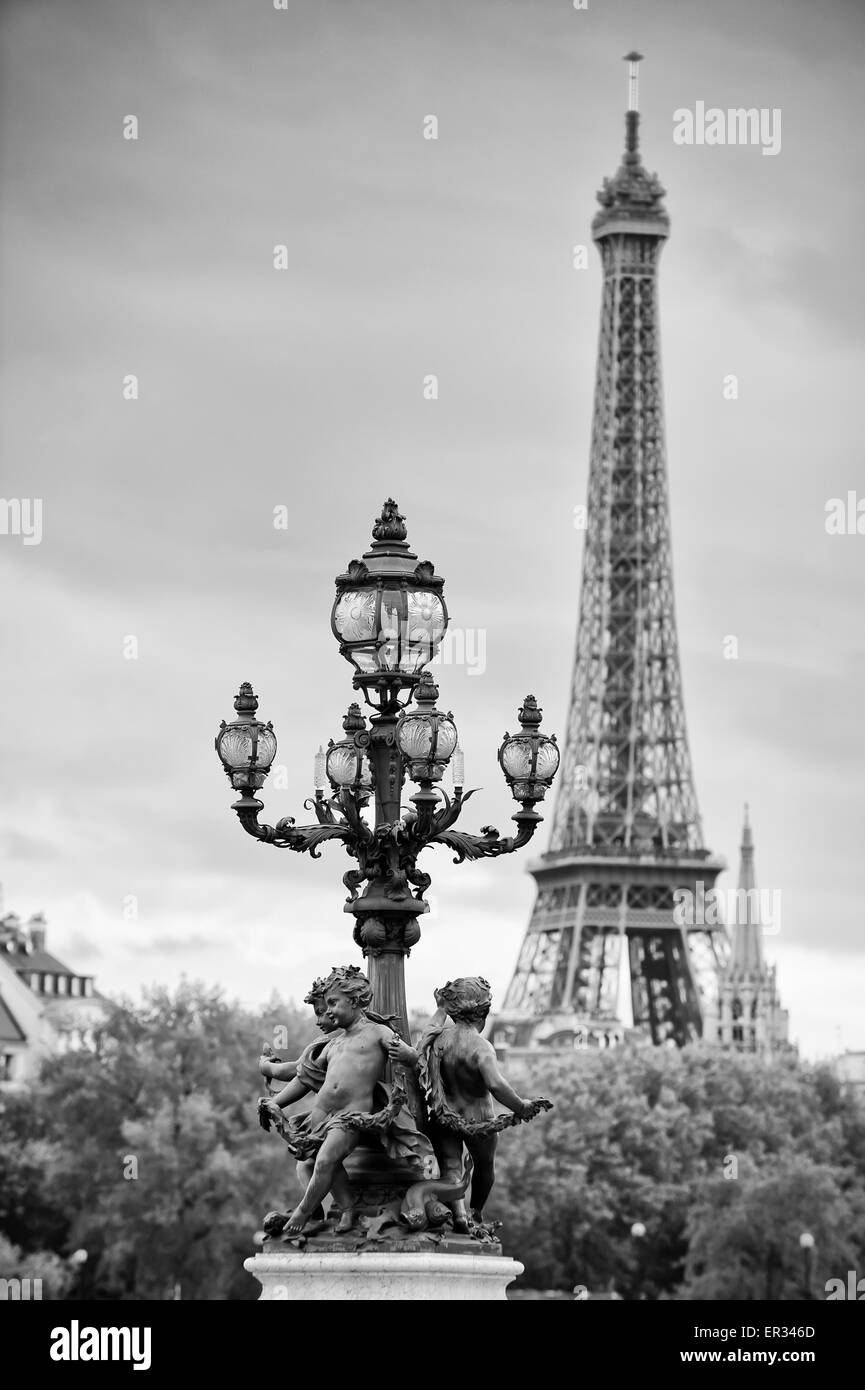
left=730, top=802, right=764, bottom=976
left=717, top=807, right=790, bottom=1054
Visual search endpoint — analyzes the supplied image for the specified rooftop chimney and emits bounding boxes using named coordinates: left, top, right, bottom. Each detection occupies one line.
left=27, top=913, right=47, bottom=954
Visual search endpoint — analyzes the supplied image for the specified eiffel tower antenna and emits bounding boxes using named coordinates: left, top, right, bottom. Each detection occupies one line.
left=624, top=50, right=642, bottom=113
left=495, top=57, right=730, bottom=1051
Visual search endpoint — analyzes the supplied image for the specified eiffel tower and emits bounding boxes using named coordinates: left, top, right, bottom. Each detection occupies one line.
left=497, top=56, right=729, bottom=1051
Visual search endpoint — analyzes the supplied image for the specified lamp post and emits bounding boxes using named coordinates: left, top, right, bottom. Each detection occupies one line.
left=799, top=1232, right=815, bottom=1301
left=215, top=498, right=559, bottom=1039
left=66, top=1247, right=88, bottom=1298
left=630, top=1221, right=647, bottom=1300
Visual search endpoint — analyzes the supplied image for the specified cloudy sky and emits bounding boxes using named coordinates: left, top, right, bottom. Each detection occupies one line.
left=1, top=0, right=863, bottom=1059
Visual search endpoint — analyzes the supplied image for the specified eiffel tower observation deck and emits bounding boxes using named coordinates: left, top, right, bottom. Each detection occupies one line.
left=497, top=56, right=729, bottom=1052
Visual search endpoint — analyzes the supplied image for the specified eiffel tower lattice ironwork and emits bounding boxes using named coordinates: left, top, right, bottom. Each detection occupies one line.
left=497, top=55, right=729, bottom=1051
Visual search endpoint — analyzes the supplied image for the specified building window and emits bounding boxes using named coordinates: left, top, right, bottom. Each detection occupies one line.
left=83, top=979, right=93, bottom=998
left=1, top=1054, right=13, bottom=1082
left=69, top=977, right=80, bottom=996
left=43, top=974, right=54, bottom=994
left=57, top=975, right=68, bottom=995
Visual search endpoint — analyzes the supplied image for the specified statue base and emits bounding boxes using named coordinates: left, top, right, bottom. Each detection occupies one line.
left=244, top=1249, right=524, bottom=1300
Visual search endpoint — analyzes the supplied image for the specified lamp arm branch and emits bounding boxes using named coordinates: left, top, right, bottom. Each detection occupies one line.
left=230, top=792, right=356, bottom=858
left=423, top=803, right=543, bottom=864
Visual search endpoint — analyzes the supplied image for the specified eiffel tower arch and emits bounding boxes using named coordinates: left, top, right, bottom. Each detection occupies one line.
left=496, top=57, right=729, bottom=1052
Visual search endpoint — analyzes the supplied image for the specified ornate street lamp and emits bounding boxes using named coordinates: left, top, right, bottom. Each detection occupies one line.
left=215, top=499, right=559, bottom=1039
left=331, top=497, right=448, bottom=712
left=630, top=1221, right=648, bottom=1301
left=499, top=695, right=561, bottom=803
left=215, top=683, right=277, bottom=790
left=395, top=671, right=458, bottom=830
left=395, top=672, right=458, bottom=784
left=324, top=704, right=373, bottom=800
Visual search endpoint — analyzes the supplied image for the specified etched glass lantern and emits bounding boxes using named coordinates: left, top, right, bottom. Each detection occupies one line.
left=215, top=683, right=277, bottom=790
left=332, top=499, right=448, bottom=709
left=498, top=695, right=560, bottom=803
left=395, top=673, right=458, bottom=784
left=325, top=704, right=374, bottom=796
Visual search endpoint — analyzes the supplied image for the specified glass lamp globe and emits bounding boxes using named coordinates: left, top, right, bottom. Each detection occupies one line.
left=215, top=683, right=277, bottom=790
left=332, top=499, right=448, bottom=709
left=325, top=704, right=373, bottom=796
left=396, top=672, right=458, bottom=784
left=498, top=696, right=560, bottom=803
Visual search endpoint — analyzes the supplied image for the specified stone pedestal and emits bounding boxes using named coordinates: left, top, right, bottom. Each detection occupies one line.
left=244, top=1250, right=523, bottom=1301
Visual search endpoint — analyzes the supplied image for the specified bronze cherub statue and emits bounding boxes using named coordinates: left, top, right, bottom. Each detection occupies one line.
left=259, top=965, right=434, bottom=1236
left=411, top=976, right=552, bottom=1232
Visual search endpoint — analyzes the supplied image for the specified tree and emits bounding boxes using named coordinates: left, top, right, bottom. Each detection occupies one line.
left=0, top=1092, right=68, bottom=1255
left=679, top=1157, right=865, bottom=1300
left=6, top=981, right=315, bottom=1299
left=0, top=1233, right=71, bottom=1299
left=6, top=993, right=865, bottom=1300
left=490, top=1044, right=865, bottom=1298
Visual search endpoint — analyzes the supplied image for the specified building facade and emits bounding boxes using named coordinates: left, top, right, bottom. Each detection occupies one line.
left=832, top=1052, right=865, bottom=1100
left=0, top=904, right=111, bottom=1085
